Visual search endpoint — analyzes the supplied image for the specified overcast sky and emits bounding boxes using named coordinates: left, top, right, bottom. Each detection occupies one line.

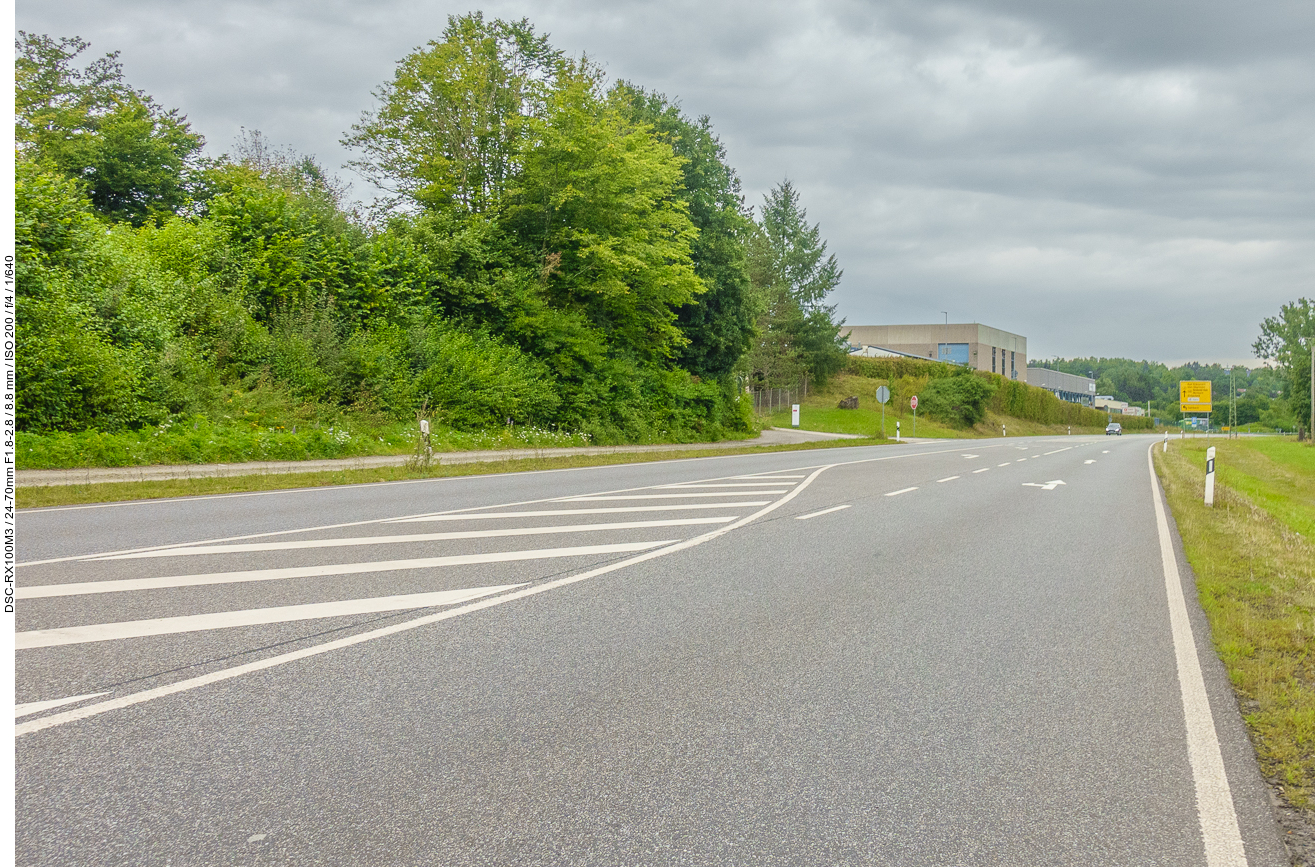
left=17, top=0, right=1315, bottom=365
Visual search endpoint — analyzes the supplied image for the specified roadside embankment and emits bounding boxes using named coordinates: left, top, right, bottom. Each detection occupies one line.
left=16, top=429, right=869, bottom=509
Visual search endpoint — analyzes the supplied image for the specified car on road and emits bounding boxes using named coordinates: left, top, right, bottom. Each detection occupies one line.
left=1106, top=422, right=1122, bottom=435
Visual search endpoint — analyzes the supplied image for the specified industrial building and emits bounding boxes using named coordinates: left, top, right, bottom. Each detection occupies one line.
left=1025, top=367, right=1097, bottom=407
left=843, top=323, right=1027, bottom=380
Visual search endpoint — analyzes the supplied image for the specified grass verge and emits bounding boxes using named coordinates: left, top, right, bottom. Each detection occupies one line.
left=759, top=374, right=1116, bottom=438
left=18, top=437, right=888, bottom=509
left=1153, top=437, right=1315, bottom=833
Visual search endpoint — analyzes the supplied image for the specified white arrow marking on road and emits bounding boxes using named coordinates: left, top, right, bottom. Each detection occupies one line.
left=16, top=585, right=530, bottom=649
left=16, top=692, right=110, bottom=718
left=1022, top=480, right=1067, bottom=491
left=961, top=454, right=979, bottom=459
left=19, top=540, right=676, bottom=599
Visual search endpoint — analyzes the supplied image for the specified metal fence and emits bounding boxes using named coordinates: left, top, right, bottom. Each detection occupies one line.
left=751, top=387, right=800, bottom=415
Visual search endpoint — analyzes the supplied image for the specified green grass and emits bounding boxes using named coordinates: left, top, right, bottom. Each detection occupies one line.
left=759, top=373, right=1114, bottom=439
left=17, top=436, right=886, bottom=509
left=1154, top=436, right=1315, bottom=814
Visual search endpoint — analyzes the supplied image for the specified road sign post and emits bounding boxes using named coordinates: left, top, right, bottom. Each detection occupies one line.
left=1205, top=446, right=1216, bottom=507
left=875, top=385, right=890, bottom=439
left=910, top=395, right=918, bottom=437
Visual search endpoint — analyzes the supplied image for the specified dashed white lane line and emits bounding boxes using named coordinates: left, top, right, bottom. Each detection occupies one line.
left=1044, top=447, right=1072, bottom=455
left=937, top=476, right=959, bottom=483
left=736, top=475, right=806, bottom=480
left=998, top=463, right=1012, bottom=467
left=389, top=503, right=770, bottom=522
left=885, top=487, right=918, bottom=497
left=17, top=584, right=529, bottom=649
left=86, top=518, right=737, bottom=561
left=1016, top=458, right=1028, bottom=462
left=16, top=692, right=109, bottom=718
left=1085, top=460, right=1097, bottom=465
left=973, top=468, right=991, bottom=474
left=961, top=454, right=979, bottom=459
left=794, top=505, right=852, bottom=520
left=18, top=540, right=677, bottom=599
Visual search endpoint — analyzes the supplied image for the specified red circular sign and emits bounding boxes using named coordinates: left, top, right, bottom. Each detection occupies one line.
left=910, top=395, right=919, bottom=410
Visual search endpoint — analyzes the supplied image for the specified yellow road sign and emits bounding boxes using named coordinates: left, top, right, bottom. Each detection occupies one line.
left=1179, top=380, right=1212, bottom=413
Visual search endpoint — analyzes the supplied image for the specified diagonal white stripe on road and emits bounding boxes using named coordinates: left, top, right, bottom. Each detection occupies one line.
left=16, top=585, right=528, bottom=649
left=386, top=503, right=769, bottom=523
left=656, top=483, right=797, bottom=489
left=16, top=692, right=110, bottom=718
left=19, top=540, right=676, bottom=599
left=562, top=492, right=786, bottom=501
left=794, top=505, right=851, bottom=520
left=15, top=465, right=837, bottom=736
left=87, top=518, right=736, bottom=561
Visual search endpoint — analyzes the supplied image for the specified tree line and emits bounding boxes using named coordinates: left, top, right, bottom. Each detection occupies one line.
left=1035, top=307, right=1312, bottom=431
left=15, top=16, right=849, bottom=444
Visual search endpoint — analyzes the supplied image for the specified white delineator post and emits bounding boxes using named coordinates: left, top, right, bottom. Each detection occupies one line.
left=896, top=421, right=901, bottom=443
left=1204, top=446, right=1216, bottom=507
left=1164, top=431, right=1169, bottom=453
left=791, top=403, right=800, bottom=429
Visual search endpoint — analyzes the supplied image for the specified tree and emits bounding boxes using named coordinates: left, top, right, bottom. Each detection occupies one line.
left=1253, top=298, right=1313, bottom=431
left=504, top=64, right=704, bottom=362
left=16, top=32, right=205, bottom=225
left=613, top=84, right=756, bottom=379
left=344, top=13, right=560, bottom=214
left=745, top=180, right=847, bottom=385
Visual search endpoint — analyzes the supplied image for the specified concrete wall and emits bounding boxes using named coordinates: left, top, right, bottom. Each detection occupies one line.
left=843, top=323, right=1027, bottom=380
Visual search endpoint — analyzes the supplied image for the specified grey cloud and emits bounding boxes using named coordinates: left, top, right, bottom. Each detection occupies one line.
left=17, top=0, right=1315, bottom=364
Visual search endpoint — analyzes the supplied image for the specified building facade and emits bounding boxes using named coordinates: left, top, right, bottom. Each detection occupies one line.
left=1025, top=367, right=1097, bottom=407
left=843, top=323, right=1027, bottom=380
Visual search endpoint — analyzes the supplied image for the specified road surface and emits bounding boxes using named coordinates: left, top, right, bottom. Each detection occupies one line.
left=14, top=435, right=1288, bottom=865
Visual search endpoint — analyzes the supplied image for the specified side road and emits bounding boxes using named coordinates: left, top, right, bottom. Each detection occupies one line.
left=18, top=427, right=870, bottom=487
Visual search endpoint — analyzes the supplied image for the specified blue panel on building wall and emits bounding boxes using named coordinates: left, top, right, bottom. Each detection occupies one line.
left=938, top=343, right=970, bottom=364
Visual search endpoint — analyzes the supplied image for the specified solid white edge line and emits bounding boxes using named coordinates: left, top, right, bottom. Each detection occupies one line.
left=1148, top=444, right=1248, bottom=866
left=794, top=505, right=851, bottom=520
left=884, top=487, right=917, bottom=497
left=16, top=464, right=837, bottom=736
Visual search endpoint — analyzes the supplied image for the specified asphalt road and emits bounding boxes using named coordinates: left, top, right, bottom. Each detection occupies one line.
left=14, top=435, right=1290, bottom=866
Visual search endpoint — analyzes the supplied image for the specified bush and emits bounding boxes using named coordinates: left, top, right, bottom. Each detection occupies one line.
left=920, top=372, right=997, bottom=427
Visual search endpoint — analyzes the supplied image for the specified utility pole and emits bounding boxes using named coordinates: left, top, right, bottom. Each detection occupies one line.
left=941, top=311, right=948, bottom=364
